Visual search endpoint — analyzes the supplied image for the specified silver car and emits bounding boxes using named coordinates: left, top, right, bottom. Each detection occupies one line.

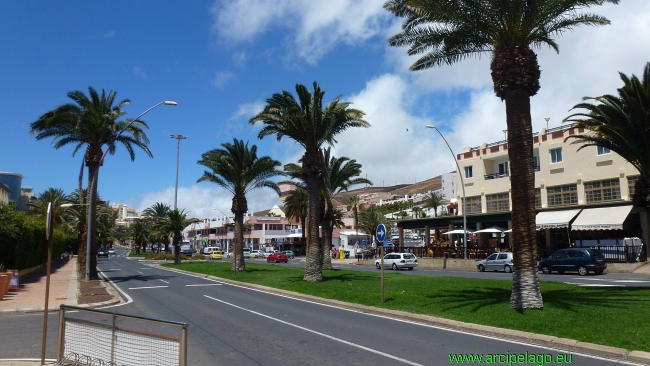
left=375, top=253, right=418, bottom=270
left=476, top=252, right=514, bottom=273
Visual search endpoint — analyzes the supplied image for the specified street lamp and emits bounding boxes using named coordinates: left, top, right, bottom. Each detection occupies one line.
left=170, top=134, right=189, bottom=210
left=426, top=125, right=467, bottom=259
left=84, top=100, right=177, bottom=281
left=544, top=117, right=550, bottom=130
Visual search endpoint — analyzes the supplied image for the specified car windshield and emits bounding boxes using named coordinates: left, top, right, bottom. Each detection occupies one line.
left=587, top=249, right=604, bottom=258
left=403, top=254, right=416, bottom=259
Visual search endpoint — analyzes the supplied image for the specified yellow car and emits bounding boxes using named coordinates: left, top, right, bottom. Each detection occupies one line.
left=209, top=251, right=223, bottom=260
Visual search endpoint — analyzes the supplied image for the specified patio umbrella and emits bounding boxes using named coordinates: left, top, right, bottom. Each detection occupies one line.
left=504, top=229, right=512, bottom=233
left=474, top=226, right=507, bottom=234
left=443, top=229, right=475, bottom=235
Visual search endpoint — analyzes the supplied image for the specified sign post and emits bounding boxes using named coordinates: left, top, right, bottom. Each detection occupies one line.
left=376, top=224, right=386, bottom=304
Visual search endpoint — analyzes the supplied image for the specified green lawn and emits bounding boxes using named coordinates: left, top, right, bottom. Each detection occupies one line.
left=162, top=262, right=650, bottom=352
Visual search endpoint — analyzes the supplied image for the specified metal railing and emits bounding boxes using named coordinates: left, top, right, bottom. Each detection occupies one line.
left=57, top=305, right=188, bottom=366
left=537, top=245, right=647, bottom=263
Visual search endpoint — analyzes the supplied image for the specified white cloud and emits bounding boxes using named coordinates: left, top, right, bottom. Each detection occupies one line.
left=210, top=0, right=390, bottom=64
left=213, top=71, right=237, bottom=88
left=131, top=184, right=281, bottom=221
left=104, top=31, right=116, bottom=39
left=133, top=66, right=148, bottom=79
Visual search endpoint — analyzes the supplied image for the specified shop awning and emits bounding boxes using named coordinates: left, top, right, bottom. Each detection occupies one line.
left=536, top=209, right=582, bottom=230
left=571, top=205, right=633, bottom=231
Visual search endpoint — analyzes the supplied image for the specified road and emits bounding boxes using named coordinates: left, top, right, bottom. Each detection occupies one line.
left=0, top=250, right=644, bottom=365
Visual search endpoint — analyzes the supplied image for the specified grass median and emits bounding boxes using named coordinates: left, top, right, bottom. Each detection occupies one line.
left=163, top=261, right=650, bottom=352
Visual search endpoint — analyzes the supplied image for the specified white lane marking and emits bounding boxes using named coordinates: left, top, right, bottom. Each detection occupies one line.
left=96, top=271, right=133, bottom=309
left=186, top=284, right=222, bottom=287
left=204, top=295, right=423, bottom=366
left=571, top=278, right=607, bottom=281
left=140, top=268, right=152, bottom=270
left=612, top=280, right=650, bottom=283
left=128, top=286, right=168, bottom=290
left=107, top=269, right=121, bottom=271
left=137, top=271, right=144, bottom=274
left=160, top=279, right=170, bottom=284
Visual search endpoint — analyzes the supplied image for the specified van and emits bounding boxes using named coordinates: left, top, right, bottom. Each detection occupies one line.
left=242, top=248, right=251, bottom=259
left=203, top=246, right=219, bottom=255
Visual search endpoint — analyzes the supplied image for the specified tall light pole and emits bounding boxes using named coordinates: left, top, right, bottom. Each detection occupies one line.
left=84, top=100, right=177, bottom=281
left=170, top=134, right=189, bottom=210
left=544, top=117, right=550, bottom=130
left=426, top=125, right=467, bottom=259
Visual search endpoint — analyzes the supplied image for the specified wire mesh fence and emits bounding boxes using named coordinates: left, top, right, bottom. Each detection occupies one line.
left=57, top=305, right=187, bottom=366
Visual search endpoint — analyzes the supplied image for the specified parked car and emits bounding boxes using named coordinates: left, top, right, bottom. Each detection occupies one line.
left=108, top=248, right=116, bottom=255
left=282, top=250, right=295, bottom=259
left=476, top=252, right=514, bottom=273
left=375, top=253, right=418, bottom=270
left=209, top=251, right=223, bottom=260
left=251, top=250, right=266, bottom=258
left=97, top=248, right=109, bottom=258
left=267, top=251, right=288, bottom=263
left=538, top=248, right=607, bottom=276
left=181, top=248, right=194, bottom=257
left=242, top=248, right=251, bottom=259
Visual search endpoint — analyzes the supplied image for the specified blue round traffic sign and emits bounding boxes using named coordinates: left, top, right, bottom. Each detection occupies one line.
left=376, top=224, right=387, bottom=243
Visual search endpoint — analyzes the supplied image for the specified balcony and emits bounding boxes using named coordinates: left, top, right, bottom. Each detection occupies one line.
left=484, top=172, right=509, bottom=180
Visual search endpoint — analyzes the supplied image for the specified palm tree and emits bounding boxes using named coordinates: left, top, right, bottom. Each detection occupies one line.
left=30, top=87, right=153, bottom=280
left=251, top=82, right=370, bottom=282
left=283, top=185, right=308, bottom=255
left=155, top=209, right=200, bottom=264
left=422, top=191, right=448, bottom=218
left=384, top=0, right=617, bottom=310
left=358, top=205, right=388, bottom=250
left=28, top=188, right=70, bottom=225
left=129, top=221, right=149, bottom=255
left=142, top=202, right=172, bottom=253
left=197, top=138, right=281, bottom=272
left=321, top=148, right=372, bottom=268
left=564, top=62, right=650, bottom=243
left=346, top=195, right=362, bottom=256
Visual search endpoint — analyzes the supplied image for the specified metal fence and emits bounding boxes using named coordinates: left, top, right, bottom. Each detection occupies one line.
left=57, top=305, right=187, bottom=366
left=538, top=245, right=646, bottom=263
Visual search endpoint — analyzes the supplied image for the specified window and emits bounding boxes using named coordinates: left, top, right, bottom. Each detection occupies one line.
left=464, top=166, right=473, bottom=179
left=584, top=179, right=621, bottom=203
left=486, top=193, right=510, bottom=212
left=462, top=196, right=482, bottom=214
left=628, top=175, right=639, bottom=197
left=547, top=184, right=578, bottom=207
left=597, top=146, right=611, bottom=155
left=498, top=162, right=509, bottom=176
left=550, top=148, right=563, bottom=163
left=534, top=189, right=541, bottom=209
left=533, top=155, right=540, bottom=171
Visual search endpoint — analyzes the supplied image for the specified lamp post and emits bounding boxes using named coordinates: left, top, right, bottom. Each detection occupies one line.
left=426, top=125, right=467, bottom=259
left=84, top=100, right=177, bottom=281
left=544, top=117, right=550, bottom=130
left=170, top=134, right=189, bottom=210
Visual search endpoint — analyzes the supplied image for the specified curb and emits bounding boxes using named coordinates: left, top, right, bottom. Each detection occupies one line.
left=160, top=265, right=650, bottom=365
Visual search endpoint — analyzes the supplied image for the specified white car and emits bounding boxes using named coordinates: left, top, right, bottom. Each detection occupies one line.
left=476, top=252, right=513, bottom=273
left=251, top=250, right=266, bottom=258
left=108, top=248, right=116, bottom=255
left=375, top=253, right=418, bottom=270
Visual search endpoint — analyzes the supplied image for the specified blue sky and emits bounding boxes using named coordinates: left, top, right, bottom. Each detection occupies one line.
left=2, top=0, right=649, bottom=220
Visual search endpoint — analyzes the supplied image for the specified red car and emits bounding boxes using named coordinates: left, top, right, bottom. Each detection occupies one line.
left=266, top=251, right=288, bottom=263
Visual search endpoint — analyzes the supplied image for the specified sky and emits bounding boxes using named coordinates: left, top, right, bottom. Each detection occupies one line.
left=1, top=0, right=649, bottom=221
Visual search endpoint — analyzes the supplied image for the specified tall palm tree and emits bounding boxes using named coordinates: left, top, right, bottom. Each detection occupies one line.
left=283, top=185, right=308, bottom=255
left=322, top=148, right=372, bottom=268
left=358, top=205, right=388, bottom=249
left=197, top=139, right=281, bottom=272
left=129, top=221, right=149, bottom=254
left=422, top=191, right=447, bottom=218
left=346, top=195, right=361, bottom=256
left=564, top=62, right=650, bottom=244
left=155, top=209, right=200, bottom=264
left=142, top=202, right=172, bottom=253
left=251, top=82, right=370, bottom=282
left=30, top=87, right=153, bottom=279
left=384, top=0, right=617, bottom=309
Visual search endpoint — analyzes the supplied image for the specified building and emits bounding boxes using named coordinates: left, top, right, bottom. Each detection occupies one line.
left=0, top=182, right=10, bottom=205
left=396, top=125, right=647, bottom=261
left=112, top=204, right=141, bottom=227
left=0, top=171, right=36, bottom=210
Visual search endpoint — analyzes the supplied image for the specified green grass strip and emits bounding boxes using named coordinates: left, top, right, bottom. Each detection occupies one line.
left=162, top=262, right=650, bottom=352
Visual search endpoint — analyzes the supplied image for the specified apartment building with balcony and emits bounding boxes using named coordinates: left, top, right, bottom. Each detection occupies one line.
left=395, top=125, right=647, bottom=262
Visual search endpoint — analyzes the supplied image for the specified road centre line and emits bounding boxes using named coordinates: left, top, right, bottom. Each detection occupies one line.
left=186, top=284, right=222, bottom=287
left=158, top=265, right=639, bottom=365
left=137, top=271, right=144, bottom=274
left=107, top=269, right=121, bottom=271
left=128, top=286, right=168, bottom=290
left=140, top=268, right=152, bottom=270
left=612, top=280, right=650, bottom=283
left=160, top=279, right=170, bottom=283
left=204, top=295, right=423, bottom=366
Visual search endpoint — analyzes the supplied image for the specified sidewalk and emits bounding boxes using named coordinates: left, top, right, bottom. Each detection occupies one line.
left=0, top=258, right=78, bottom=313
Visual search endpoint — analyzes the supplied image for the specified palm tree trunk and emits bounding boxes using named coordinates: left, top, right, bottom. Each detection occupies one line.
left=303, top=157, right=323, bottom=282
left=173, top=235, right=181, bottom=264
left=233, top=210, right=246, bottom=272
left=321, top=213, right=333, bottom=270
left=506, top=87, right=543, bottom=309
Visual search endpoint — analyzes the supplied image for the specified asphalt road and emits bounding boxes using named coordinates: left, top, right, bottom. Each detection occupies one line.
left=0, top=251, right=646, bottom=365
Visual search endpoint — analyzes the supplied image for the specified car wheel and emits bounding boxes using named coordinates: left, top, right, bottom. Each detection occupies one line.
left=375, top=263, right=381, bottom=269
left=594, top=270, right=604, bottom=275
left=408, top=267, right=414, bottom=270
left=542, top=265, right=551, bottom=274
left=276, top=260, right=279, bottom=263
left=578, top=265, right=588, bottom=276
left=478, top=264, right=485, bottom=272
left=504, top=265, right=512, bottom=273
left=392, top=263, right=398, bottom=270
